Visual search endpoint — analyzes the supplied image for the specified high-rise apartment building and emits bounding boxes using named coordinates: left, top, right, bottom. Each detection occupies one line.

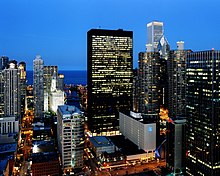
left=137, top=52, right=160, bottom=118
left=3, top=61, right=21, bottom=118
left=18, top=62, right=26, bottom=117
left=166, top=42, right=191, bottom=175
left=0, top=56, right=9, bottom=116
left=136, top=51, right=160, bottom=145
left=186, top=50, right=220, bottom=176
left=43, top=66, right=58, bottom=112
left=57, top=105, right=84, bottom=173
left=57, top=74, right=64, bottom=91
left=87, top=29, right=133, bottom=136
left=167, top=42, right=191, bottom=119
left=33, top=55, right=44, bottom=119
left=43, top=66, right=58, bottom=92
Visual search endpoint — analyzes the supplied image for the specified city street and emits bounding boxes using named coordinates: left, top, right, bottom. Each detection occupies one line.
left=13, top=110, right=34, bottom=176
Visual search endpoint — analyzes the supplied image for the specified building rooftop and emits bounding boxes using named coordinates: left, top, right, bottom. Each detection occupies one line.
left=0, top=143, right=17, bottom=154
left=121, top=111, right=158, bottom=124
left=58, top=105, right=82, bottom=117
left=0, top=159, right=8, bottom=175
left=89, top=136, right=114, bottom=148
left=109, top=135, right=146, bottom=156
left=32, top=140, right=58, bottom=164
left=32, top=140, right=55, bottom=154
left=32, top=152, right=58, bottom=164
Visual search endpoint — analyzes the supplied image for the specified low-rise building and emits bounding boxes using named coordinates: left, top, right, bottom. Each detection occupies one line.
left=31, top=140, right=60, bottom=176
left=89, top=136, right=115, bottom=158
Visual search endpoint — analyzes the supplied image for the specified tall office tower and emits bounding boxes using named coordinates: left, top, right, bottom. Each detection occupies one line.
left=146, top=21, right=164, bottom=52
left=87, top=29, right=133, bottom=136
left=18, top=62, right=27, bottom=117
left=43, top=66, right=58, bottom=111
left=43, top=66, right=58, bottom=92
left=166, top=119, right=186, bottom=175
left=137, top=52, right=160, bottom=117
left=57, top=74, right=64, bottom=91
left=186, top=50, right=220, bottom=176
left=167, top=42, right=191, bottom=119
left=33, top=55, right=44, bottom=119
left=0, top=56, right=9, bottom=71
left=3, top=61, right=21, bottom=118
left=146, top=21, right=170, bottom=109
left=57, top=105, right=84, bottom=173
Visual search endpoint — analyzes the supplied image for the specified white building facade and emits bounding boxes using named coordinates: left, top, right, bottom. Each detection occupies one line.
left=0, top=117, right=19, bottom=134
left=49, top=71, right=64, bottom=113
left=57, top=105, right=84, bottom=172
left=119, top=111, right=156, bottom=152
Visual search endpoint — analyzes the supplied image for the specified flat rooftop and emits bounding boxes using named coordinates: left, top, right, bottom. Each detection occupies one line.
left=0, top=143, right=17, bottom=154
left=32, top=140, right=55, bottom=154
left=120, top=111, right=158, bottom=124
left=89, top=136, right=114, bottom=148
left=32, top=140, right=58, bottom=164
left=109, top=135, right=146, bottom=156
left=32, top=152, right=58, bottom=164
left=58, top=105, right=82, bottom=117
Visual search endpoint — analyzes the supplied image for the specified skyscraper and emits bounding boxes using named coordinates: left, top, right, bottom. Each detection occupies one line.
left=146, top=21, right=170, bottom=109
left=49, top=71, right=64, bottom=113
left=166, top=42, right=191, bottom=175
left=57, top=105, right=84, bottom=173
left=87, top=29, right=133, bottom=136
left=0, top=56, right=9, bottom=116
left=43, top=66, right=58, bottom=112
left=43, top=66, right=58, bottom=93
left=137, top=52, right=160, bottom=117
left=18, top=62, right=27, bottom=117
left=3, top=61, right=21, bottom=118
left=186, top=50, right=220, bottom=176
left=33, top=55, right=44, bottom=119
left=146, top=21, right=164, bottom=52
left=167, top=42, right=191, bottom=119
left=0, top=56, right=9, bottom=71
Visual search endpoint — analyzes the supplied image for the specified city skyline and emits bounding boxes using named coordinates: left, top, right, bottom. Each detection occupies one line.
left=1, top=0, right=220, bottom=70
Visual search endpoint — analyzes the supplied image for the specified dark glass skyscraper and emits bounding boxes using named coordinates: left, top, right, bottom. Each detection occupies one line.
left=167, top=42, right=191, bottom=119
left=186, top=50, right=220, bottom=176
left=137, top=52, right=160, bottom=117
left=87, top=29, right=133, bottom=136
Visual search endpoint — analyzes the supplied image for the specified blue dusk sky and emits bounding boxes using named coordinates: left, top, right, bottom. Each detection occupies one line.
left=0, top=0, right=220, bottom=70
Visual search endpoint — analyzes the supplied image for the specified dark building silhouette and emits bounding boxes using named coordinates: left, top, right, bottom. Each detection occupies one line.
left=0, top=56, right=9, bottom=71
left=186, top=50, right=220, bottom=176
left=87, top=29, right=133, bottom=136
